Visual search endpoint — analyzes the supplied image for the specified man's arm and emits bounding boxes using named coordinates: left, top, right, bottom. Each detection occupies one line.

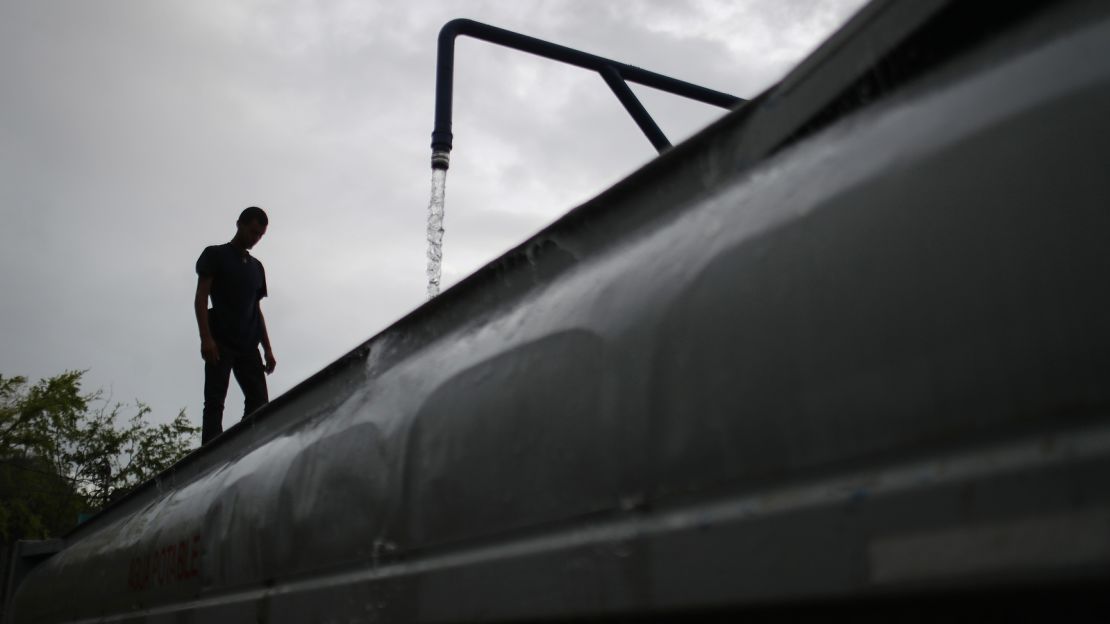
left=194, top=275, right=220, bottom=363
left=259, top=307, right=276, bottom=374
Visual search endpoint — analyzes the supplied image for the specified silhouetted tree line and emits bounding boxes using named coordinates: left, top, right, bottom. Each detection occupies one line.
left=0, top=371, right=198, bottom=542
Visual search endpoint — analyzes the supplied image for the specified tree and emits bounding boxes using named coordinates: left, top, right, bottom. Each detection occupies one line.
left=0, top=371, right=199, bottom=541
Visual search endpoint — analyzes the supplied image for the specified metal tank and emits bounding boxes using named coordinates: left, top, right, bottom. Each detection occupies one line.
left=7, top=0, right=1110, bottom=620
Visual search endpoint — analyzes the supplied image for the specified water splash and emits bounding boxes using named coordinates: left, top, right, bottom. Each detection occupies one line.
left=425, top=168, right=447, bottom=298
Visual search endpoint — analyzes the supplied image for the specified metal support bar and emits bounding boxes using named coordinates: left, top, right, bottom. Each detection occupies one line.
left=431, top=18, right=744, bottom=167
left=599, top=65, right=672, bottom=152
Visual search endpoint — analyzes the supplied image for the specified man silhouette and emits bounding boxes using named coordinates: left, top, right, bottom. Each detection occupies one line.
left=194, top=206, right=276, bottom=445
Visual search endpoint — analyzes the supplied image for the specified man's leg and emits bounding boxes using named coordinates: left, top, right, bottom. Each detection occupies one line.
left=202, top=349, right=233, bottom=445
left=233, top=346, right=269, bottom=419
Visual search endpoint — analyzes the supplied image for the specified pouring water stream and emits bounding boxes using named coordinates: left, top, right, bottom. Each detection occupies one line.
left=425, top=167, right=447, bottom=298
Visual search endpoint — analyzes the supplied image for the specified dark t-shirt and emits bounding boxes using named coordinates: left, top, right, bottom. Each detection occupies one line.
left=196, top=243, right=267, bottom=350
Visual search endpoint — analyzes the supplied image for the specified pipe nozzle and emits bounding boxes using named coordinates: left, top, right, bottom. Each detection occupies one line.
left=431, top=149, right=451, bottom=171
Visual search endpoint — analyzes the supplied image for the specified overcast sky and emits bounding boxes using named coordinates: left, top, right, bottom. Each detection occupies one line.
left=0, top=0, right=866, bottom=434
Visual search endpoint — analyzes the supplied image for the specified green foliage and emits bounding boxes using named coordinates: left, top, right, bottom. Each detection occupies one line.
left=0, top=371, right=199, bottom=541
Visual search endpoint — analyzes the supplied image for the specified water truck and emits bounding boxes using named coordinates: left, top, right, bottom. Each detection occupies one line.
left=5, top=0, right=1110, bottom=620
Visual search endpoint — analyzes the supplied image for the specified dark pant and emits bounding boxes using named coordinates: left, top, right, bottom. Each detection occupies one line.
left=202, top=343, right=268, bottom=445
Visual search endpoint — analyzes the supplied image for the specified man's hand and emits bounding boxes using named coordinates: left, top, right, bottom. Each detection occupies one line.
left=201, top=337, right=220, bottom=364
left=264, top=349, right=277, bottom=375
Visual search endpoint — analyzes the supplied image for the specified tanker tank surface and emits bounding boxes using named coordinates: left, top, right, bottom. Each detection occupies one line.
left=7, top=0, right=1110, bottom=621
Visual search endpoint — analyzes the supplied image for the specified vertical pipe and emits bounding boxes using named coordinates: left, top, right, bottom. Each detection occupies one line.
left=431, top=24, right=457, bottom=169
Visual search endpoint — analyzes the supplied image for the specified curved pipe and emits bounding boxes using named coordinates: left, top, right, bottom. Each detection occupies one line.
left=431, top=18, right=745, bottom=168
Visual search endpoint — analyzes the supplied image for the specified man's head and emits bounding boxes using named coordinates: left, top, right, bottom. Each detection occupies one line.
left=235, top=206, right=268, bottom=250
